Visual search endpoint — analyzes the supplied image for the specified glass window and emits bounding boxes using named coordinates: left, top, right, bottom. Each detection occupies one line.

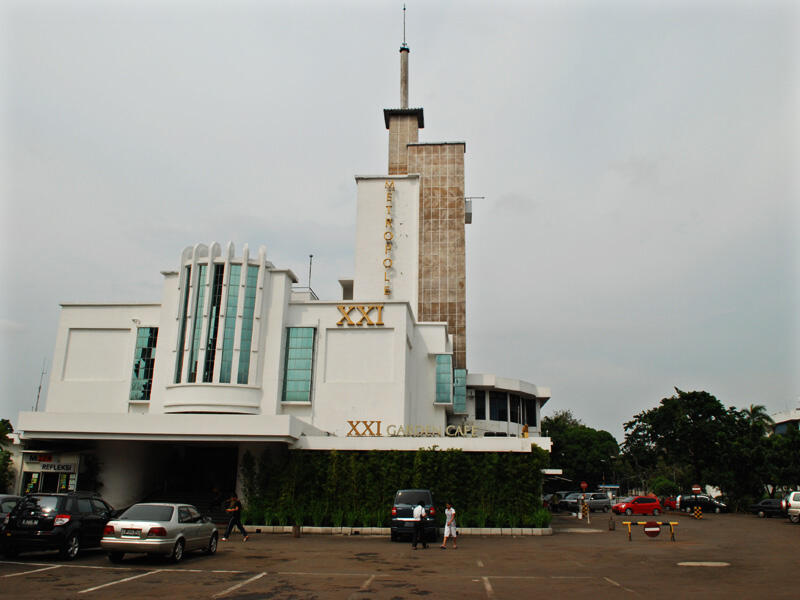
left=510, top=394, right=520, bottom=423
left=77, top=498, right=92, bottom=514
left=453, top=369, right=467, bottom=413
left=282, top=328, right=316, bottom=402
left=489, top=391, right=507, bottom=422
left=435, top=355, right=452, bottom=404
left=237, top=264, right=259, bottom=384
left=474, top=390, right=486, bottom=420
left=188, top=264, right=208, bottom=383
left=203, top=264, right=225, bottom=382
left=119, top=505, right=174, bottom=521
left=174, top=266, right=192, bottom=383
left=91, top=499, right=111, bottom=516
left=219, top=264, right=241, bottom=383
left=130, top=327, right=158, bottom=401
left=178, top=507, right=192, bottom=523
left=524, top=398, right=537, bottom=426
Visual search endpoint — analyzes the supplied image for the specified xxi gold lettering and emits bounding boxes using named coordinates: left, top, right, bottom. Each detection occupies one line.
left=336, top=305, right=385, bottom=327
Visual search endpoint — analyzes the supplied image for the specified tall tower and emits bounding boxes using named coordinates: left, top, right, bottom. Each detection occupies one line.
left=383, top=30, right=469, bottom=370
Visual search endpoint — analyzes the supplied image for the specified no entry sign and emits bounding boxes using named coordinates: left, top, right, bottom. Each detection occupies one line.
left=692, top=484, right=702, bottom=493
left=580, top=481, right=588, bottom=491
left=643, top=521, right=661, bottom=537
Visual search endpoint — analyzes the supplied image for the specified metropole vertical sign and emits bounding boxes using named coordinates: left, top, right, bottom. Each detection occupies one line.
left=383, top=180, right=394, bottom=296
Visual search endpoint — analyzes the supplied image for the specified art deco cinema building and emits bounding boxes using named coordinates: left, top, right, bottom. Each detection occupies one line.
left=15, top=40, right=551, bottom=507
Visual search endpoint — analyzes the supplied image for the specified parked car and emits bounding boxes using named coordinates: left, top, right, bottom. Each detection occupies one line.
left=2, top=492, right=115, bottom=559
left=781, top=491, right=800, bottom=524
left=676, top=494, right=728, bottom=514
left=749, top=498, right=785, bottom=518
left=101, top=503, right=217, bottom=563
left=0, top=495, right=21, bottom=528
left=390, top=489, right=436, bottom=542
left=557, top=492, right=585, bottom=513
left=559, top=492, right=610, bottom=513
left=661, top=497, right=677, bottom=510
left=612, top=496, right=663, bottom=516
left=549, top=491, right=578, bottom=512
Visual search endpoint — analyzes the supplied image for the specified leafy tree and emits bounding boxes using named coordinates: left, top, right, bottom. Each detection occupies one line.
left=543, top=411, right=619, bottom=488
left=0, top=419, right=14, bottom=493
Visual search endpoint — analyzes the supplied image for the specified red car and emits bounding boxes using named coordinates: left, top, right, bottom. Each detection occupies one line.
left=612, top=496, right=663, bottom=516
left=662, top=497, right=677, bottom=510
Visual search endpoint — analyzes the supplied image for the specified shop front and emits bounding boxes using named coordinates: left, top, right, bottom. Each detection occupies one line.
left=20, top=452, right=81, bottom=494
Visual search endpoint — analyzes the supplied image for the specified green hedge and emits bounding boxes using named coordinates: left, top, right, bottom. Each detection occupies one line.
left=240, top=446, right=550, bottom=528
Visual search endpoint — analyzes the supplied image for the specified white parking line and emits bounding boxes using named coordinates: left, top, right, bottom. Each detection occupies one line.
left=77, top=569, right=162, bottom=594
left=476, top=559, right=484, bottom=567
left=360, top=574, right=375, bottom=590
left=677, top=562, right=730, bottom=567
left=2, top=565, right=62, bottom=578
left=212, top=571, right=266, bottom=598
left=482, top=576, right=495, bottom=599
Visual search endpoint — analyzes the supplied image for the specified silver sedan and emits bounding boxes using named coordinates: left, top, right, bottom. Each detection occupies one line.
left=101, top=503, right=218, bottom=563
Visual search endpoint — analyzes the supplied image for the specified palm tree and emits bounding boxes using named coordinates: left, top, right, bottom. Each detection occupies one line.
left=744, top=404, right=774, bottom=434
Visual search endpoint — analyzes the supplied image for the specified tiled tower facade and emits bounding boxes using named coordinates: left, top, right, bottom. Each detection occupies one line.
left=383, top=46, right=468, bottom=369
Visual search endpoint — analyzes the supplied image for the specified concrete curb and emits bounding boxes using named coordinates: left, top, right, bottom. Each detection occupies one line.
left=245, top=526, right=554, bottom=536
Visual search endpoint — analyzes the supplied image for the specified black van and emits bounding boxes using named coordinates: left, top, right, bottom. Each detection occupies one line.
left=390, top=489, right=436, bottom=542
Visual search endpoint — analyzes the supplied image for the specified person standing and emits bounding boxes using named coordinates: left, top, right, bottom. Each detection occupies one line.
left=222, top=493, right=249, bottom=542
left=440, top=502, right=457, bottom=549
left=411, top=501, right=427, bottom=549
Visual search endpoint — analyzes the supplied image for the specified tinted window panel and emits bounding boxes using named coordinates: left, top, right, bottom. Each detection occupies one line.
left=119, top=505, right=175, bottom=521
left=394, top=491, right=432, bottom=505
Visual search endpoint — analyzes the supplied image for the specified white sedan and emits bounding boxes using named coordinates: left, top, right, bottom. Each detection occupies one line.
left=101, top=503, right=218, bottom=563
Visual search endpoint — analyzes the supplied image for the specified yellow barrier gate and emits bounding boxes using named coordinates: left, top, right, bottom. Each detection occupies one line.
left=622, top=521, right=678, bottom=542
left=693, top=505, right=703, bottom=519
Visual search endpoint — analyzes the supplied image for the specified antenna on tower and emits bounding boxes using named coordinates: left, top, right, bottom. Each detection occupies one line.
left=33, top=359, right=47, bottom=412
left=308, top=254, right=314, bottom=290
left=402, top=4, right=407, bottom=48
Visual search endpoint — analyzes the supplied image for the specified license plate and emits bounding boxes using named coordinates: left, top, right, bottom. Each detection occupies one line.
left=122, top=528, right=141, bottom=536
left=21, top=519, right=37, bottom=527
left=405, top=521, right=414, bottom=527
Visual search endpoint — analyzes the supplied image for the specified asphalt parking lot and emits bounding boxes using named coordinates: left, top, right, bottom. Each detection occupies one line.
left=1, top=511, right=797, bottom=599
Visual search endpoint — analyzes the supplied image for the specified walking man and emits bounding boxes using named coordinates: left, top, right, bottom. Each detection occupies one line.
left=412, top=501, right=428, bottom=549
left=440, top=502, right=457, bottom=549
left=222, top=493, right=249, bottom=542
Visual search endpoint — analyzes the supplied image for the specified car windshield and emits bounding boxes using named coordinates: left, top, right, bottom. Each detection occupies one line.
left=565, top=493, right=583, bottom=499
left=22, top=496, right=60, bottom=513
left=395, top=491, right=431, bottom=505
left=119, top=505, right=174, bottom=521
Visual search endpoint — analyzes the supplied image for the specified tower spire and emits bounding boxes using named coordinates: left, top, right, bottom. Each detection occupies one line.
left=400, top=4, right=409, bottom=108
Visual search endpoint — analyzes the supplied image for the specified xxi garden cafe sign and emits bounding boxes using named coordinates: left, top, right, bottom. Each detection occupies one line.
left=346, top=420, right=477, bottom=438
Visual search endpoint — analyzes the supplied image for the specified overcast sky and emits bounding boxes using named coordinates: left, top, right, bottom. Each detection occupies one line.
left=1, top=0, right=797, bottom=439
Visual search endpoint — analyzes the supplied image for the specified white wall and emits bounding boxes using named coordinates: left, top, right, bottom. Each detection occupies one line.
left=353, top=175, right=420, bottom=313
left=46, top=304, right=162, bottom=414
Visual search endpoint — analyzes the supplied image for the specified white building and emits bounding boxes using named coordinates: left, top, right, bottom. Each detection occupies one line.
left=15, top=42, right=551, bottom=509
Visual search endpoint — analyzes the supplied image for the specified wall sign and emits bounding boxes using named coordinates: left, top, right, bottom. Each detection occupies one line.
left=346, top=420, right=477, bottom=438
left=336, top=305, right=385, bottom=327
left=383, top=180, right=394, bottom=296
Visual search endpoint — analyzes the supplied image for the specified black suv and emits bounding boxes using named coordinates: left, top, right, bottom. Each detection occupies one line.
left=2, top=492, right=115, bottom=559
left=390, top=489, right=436, bottom=542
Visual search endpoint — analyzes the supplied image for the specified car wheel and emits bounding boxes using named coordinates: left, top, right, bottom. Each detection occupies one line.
left=108, top=552, right=125, bottom=563
left=790, top=514, right=800, bottom=524
left=205, top=532, right=218, bottom=555
left=652, top=509, right=660, bottom=516
left=171, top=539, right=185, bottom=563
left=390, top=531, right=398, bottom=542
left=625, top=508, right=632, bottom=516
left=60, top=533, right=80, bottom=560
left=757, top=511, right=765, bottom=518
left=603, top=506, right=609, bottom=513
